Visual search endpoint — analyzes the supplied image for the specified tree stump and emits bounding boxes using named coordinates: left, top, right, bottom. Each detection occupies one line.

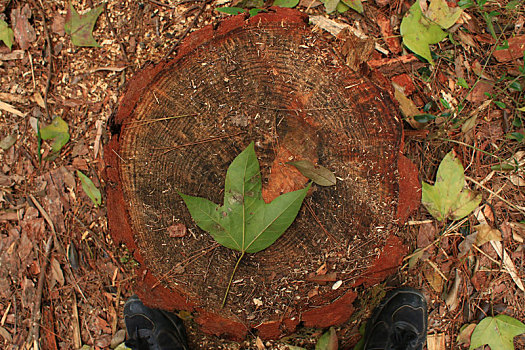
left=104, top=8, right=420, bottom=341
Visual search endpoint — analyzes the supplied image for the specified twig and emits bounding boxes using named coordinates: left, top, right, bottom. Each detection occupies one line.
left=104, top=4, right=129, bottom=63
left=27, top=194, right=56, bottom=349
left=305, top=201, right=337, bottom=242
left=466, top=176, right=525, bottom=215
left=34, top=0, right=53, bottom=120
left=163, top=0, right=211, bottom=60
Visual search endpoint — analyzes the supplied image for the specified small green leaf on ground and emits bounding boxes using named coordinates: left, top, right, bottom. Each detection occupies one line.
left=288, top=160, right=336, bottom=186
left=400, top=0, right=447, bottom=65
left=316, top=327, right=338, bottom=350
left=39, top=116, right=70, bottom=154
left=469, top=315, right=525, bottom=350
left=340, top=0, right=363, bottom=14
left=216, top=7, right=246, bottom=15
left=322, top=0, right=340, bottom=13
left=424, top=0, right=463, bottom=29
left=77, top=170, right=102, bottom=207
left=0, top=19, right=14, bottom=50
left=273, top=0, right=300, bottom=8
left=422, top=151, right=482, bottom=221
left=65, top=3, right=105, bottom=47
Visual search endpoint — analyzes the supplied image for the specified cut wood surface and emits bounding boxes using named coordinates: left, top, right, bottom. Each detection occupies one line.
left=104, top=8, right=416, bottom=340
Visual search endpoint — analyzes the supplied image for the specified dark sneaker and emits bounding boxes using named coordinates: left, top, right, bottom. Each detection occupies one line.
left=124, top=295, right=189, bottom=350
left=363, top=288, right=427, bottom=350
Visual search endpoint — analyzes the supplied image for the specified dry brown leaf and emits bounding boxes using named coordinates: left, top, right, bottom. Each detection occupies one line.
left=445, top=269, right=460, bottom=311
left=493, top=35, right=525, bottom=62
left=509, top=222, right=525, bottom=243
left=457, top=323, right=476, bottom=346
left=423, top=263, right=444, bottom=293
left=474, top=224, right=502, bottom=246
left=393, top=84, right=424, bottom=129
left=50, top=257, right=65, bottom=288
left=466, top=80, right=493, bottom=103
left=490, top=240, right=525, bottom=292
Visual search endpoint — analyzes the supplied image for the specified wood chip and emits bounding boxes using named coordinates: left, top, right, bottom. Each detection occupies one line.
left=0, top=100, right=26, bottom=117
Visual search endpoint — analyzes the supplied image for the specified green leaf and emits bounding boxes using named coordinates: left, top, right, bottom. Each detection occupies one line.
left=64, top=3, right=105, bottom=47
left=457, top=77, right=469, bottom=88
left=216, top=7, right=246, bottom=15
left=249, top=8, right=266, bottom=16
left=400, top=0, right=447, bottom=65
left=336, top=1, right=350, bottom=13
left=469, top=315, right=525, bottom=350
left=316, top=327, right=338, bottom=350
left=39, top=116, right=70, bottom=154
left=322, top=0, right=340, bottom=13
left=77, top=170, right=102, bottom=207
left=422, top=152, right=482, bottom=221
left=425, top=0, right=463, bottom=29
left=273, top=0, right=300, bottom=8
left=340, top=0, right=363, bottom=13
left=288, top=160, right=336, bottom=186
left=0, top=19, right=14, bottom=50
left=179, top=142, right=310, bottom=254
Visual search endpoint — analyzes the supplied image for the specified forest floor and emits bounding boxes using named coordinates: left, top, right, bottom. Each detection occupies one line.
left=0, top=0, right=524, bottom=349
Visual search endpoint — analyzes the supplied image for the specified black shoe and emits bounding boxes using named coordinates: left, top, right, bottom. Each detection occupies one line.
left=363, top=288, right=427, bottom=350
left=124, top=295, right=189, bottom=350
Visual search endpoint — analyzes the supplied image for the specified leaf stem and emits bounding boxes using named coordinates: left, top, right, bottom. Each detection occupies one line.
left=222, top=251, right=245, bottom=308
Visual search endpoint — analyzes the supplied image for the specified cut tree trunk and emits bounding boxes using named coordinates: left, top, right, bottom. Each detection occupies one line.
left=104, top=8, right=420, bottom=341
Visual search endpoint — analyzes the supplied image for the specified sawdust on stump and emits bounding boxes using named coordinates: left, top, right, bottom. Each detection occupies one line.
left=104, top=8, right=419, bottom=341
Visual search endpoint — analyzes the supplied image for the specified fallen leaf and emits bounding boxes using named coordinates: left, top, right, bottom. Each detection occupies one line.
left=10, top=4, right=36, bottom=50
left=0, top=18, right=14, bottom=50
left=400, top=0, right=447, bottom=65
left=0, top=134, right=17, bottom=150
left=77, top=170, right=102, bottom=207
left=458, top=232, right=477, bottom=258
left=469, top=315, right=525, bottom=350
left=322, top=0, right=340, bottom=13
left=50, top=257, right=65, bottom=289
left=39, top=116, right=70, bottom=154
left=444, top=269, right=460, bottom=311
left=474, top=224, right=502, bottom=246
left=340, top=0, right=363, bottom=14
left=466, top=80, right=493, bottom=103
left=490, top=240, right=525, bottom=292
left=422, top=152, right=482, bottom=221
left=273, top=0, right=300, bottom=7
left=393, top=84, right=424, bottom=129
left=509, top=222, right=525, bottom=243
left=216, top=7, right=245, bottom=15
left=457, top=323, right=476, bottom=346
left=408, top=248, right=425, bottom=269
left=493, top=35, right=525, bottom=62
left=423, top=263, right=444, bottom=293
left=315, top=327, right=338, bottom=350
left=427, top=333, right=446, bottom=350
left=180, top=142, right=309, bottom=255
left=423, top=0, right=463, bottom=29
left=65, top=3, right=105, bottom=47
left=288, top=160, right=336, bottom=186
left=51, top=15, right=66, bottom=36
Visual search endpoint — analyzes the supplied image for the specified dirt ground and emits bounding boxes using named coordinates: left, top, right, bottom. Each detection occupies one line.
left=0, top=0, right=524, bottom=349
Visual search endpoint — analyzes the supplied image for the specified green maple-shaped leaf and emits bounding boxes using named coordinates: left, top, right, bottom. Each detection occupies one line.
left=64, top=2, right=105, bottom=47
left=180, top=142, right=310, bottom=254
left=0, top=19, right=14, bottom=50
left=469, top=315, right=525, bottom=350
left=422, top=151, right=481, bottom=221
left=180, top=142, right=310, bottom=305
left=400, top=0, right=447, bottom=65
left=39, top=116, right=70, bottom=154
